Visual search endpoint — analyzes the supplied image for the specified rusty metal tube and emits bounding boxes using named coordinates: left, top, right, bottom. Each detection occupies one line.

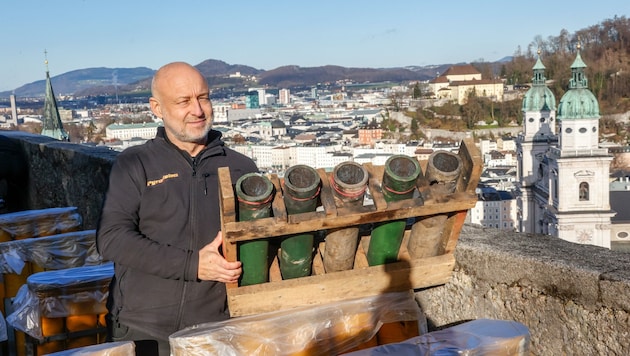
left=324, top=162, right=368, bottom=272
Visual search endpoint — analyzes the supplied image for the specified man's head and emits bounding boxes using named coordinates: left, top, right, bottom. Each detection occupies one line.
left=150, top=62, right=213, bottom=155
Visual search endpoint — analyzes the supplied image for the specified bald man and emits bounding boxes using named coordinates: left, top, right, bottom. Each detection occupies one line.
left=97, top=62, right=258, bottom=355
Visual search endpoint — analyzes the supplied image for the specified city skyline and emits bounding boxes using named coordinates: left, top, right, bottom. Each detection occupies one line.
left=1, top=0, right=627, bottom=92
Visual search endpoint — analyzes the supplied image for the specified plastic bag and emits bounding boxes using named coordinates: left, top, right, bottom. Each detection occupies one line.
left=342, top=318, right=530, bottom=356
left=0, top=207, right=82, bottom=241
left=42, top=341, right=135, bottom=355
left=0, top=230, right=102, bottom=274
left=6, top=263, right=114, bottom=340
left=169, top=291, right=425, bottom=356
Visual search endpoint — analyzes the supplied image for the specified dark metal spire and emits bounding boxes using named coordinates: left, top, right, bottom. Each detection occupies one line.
left=41, top=50, right=69, bottom=141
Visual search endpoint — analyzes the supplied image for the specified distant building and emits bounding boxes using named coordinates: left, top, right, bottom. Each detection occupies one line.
left=279, top=89, right=291, bottom=105
left=358, top=126, right=382, bottom=146
left=106, top=122, right=162, bottom=140
left=468, top=187, right=518, bottom=231
left=428, top=64, right=504, bottom=104
left=245, top=92, right=259, bottom=109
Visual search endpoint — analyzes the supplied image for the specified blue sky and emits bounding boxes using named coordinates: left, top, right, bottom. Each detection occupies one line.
left=1, top=0, right=627, bottom=92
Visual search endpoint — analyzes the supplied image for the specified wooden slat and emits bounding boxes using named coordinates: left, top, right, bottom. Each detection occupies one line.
left=443, top=210, right=468, bottom=254
left=364, top=163, right=387, bottom=210
left=317, top=169, right=337, bottom=217
left=222, top=191, right=477, bottom=243
left=227, top=253, right=456, bottom=317
left=457, top=137, right=483, bottom=193
left=270, top=175, right=287, bottom=223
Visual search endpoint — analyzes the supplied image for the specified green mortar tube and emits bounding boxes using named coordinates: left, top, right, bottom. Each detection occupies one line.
left=280, top=164, right=321, bottom=279
left=236, top=173, right=274, bottom=286
left=367, top=155, right=421, bottom=266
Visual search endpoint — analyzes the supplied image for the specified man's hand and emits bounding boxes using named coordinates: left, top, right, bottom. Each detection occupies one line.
left=198, top=231, right=242, bottom=283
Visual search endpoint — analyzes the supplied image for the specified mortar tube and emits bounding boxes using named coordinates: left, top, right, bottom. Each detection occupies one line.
left=280, top=165, right=321, bottom=279
left=236, top=173, right=274, bottom=286
left=367, top=155, right=421, bottom=266
left=324, top=162, right=368, bottom=272
left=424, top=151, right=463, bottom=196
left=408, top=151, right=463, bottom=259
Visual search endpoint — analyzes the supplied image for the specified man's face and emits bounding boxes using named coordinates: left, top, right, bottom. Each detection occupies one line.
left=151, top=65, right=213, bottom=149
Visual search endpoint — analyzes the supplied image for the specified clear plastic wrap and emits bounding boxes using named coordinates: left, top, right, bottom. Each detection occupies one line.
left=42, top=341, right=136, bottom=356
left=169, top=291, right=425, bottom=356
left=6, top=263, right=114, bottom=340
left=0, top=207, right=83, bottom=241
left=0, top=230, right=102, bottom=274
left=0, top=311, right=7, bottom=342
left=342, top=318, right=530, bottom=356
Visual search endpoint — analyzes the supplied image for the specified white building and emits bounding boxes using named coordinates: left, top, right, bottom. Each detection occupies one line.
left=106, top=122, right=162, bottom=140
left=279, top=89, right=291, bottom=105
left=468, top=188, right=518, bottom=231
left=516, top=50, right=614, bottom=249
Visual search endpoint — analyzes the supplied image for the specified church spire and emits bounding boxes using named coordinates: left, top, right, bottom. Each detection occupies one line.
left=532, top=49, right=547, bottom=86
left=568, top=43, right=588, bottom=90
left=41, top=50, right=69, bottom=141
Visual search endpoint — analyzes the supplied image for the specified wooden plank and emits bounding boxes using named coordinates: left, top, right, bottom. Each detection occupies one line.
left=312, top=242, right=326, bottom=275
left=222, top=191, right=477, bottom=243
left=269, top=252, right=282, bottom=282
left=227, top=253, right=456, bottom=317
left=317, top=169, right=337, bottom=217
left=443, top=210, right=469, bottom=254
left=457, top=138, right=483, bottom=193
left=364, top=163, right=387, bottom=210
left=269, top=175, right=288, bottom=223
left=218, top=167, right=238, bottom=290
left=218, top=167, right=236, bottom=224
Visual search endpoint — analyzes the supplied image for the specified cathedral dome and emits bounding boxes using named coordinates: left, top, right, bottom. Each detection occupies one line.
left=558, top=88, right=600, bottom=119
left=522, top=85, right=556, bottom=112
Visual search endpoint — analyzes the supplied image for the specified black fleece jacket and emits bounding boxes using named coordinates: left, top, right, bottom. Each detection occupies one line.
left=96, top=127, right=258, bottom=340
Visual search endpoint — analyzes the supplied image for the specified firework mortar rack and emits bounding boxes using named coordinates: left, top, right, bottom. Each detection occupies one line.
left=219, top=138, right=482, bottom=317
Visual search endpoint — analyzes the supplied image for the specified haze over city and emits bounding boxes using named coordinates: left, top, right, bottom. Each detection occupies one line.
left=1, top=0, right=627, bottom=92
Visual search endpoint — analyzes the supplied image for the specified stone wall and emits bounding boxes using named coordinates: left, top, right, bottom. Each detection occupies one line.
left=2, top=130, right=630, bottom=355
left=1, top=131, right=117, bottom=229
left=418, top=225, right=630, bottom=355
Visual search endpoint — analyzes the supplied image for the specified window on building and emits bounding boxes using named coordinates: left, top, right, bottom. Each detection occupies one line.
left=579, top=182, right=589, bottom=201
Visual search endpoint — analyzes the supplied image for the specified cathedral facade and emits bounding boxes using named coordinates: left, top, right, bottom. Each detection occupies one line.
left=516, top=50, right=615, bottom=248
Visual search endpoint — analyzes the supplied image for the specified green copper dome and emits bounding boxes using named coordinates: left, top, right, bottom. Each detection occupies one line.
left=557, top=51, right=600, bottom=119
left=522, top=55, right=556, bottom=112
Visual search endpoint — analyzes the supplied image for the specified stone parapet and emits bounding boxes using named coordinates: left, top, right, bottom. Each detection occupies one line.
left=418, top=225, right=630, bottom=355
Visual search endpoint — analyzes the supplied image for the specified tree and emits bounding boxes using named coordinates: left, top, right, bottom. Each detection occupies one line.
left=460, top=90, right=484, bottom=129
left=412, top=83, right=421, bottom=99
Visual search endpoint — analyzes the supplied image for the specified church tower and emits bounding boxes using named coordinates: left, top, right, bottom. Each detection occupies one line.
left=545, top=46, right=614, bottom=248
left=516, top=51, right=558, bottom=234
left=41, top=54, right=69, bottom=141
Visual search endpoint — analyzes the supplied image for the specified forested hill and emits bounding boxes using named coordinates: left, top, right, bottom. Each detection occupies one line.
left=498, top=15, right=630, bottom=114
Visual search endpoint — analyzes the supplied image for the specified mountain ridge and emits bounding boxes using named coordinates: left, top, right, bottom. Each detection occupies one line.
left=0, top=58, right=460, bottom=98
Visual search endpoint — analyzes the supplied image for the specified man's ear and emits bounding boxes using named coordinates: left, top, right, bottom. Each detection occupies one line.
left=150, top=97, right=162, bottom=118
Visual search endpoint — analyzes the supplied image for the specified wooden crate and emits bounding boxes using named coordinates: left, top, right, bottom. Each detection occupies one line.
left=219, top=138, right=482, bottom=317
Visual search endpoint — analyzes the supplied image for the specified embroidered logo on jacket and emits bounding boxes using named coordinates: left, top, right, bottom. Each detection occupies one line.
left=147, top=173, right=179, bottom=187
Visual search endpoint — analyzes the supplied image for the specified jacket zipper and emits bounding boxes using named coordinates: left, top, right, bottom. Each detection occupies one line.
left=175, top=156, right=199, bottom=329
